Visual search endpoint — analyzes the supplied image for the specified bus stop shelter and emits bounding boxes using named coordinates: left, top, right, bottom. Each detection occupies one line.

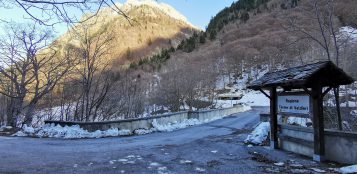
left=248, top=61, right=354, bottom=162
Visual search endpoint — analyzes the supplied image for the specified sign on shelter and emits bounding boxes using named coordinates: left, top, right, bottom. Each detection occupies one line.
left=278, top=95, right=310, bottom=115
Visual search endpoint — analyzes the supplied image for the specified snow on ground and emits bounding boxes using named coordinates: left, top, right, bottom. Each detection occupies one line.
left=238, top=90, right=270, bottom=106
left=214, top=99, right=240, bottom=108
left=340, top=164, right=357, bottom=174
left=244, top=122, right=270, bottom=145
left=13, top=124, right=131, bottom=139
left=287, top=117, right=312, bottom=127
left=13, top=105, right=251, bottom=139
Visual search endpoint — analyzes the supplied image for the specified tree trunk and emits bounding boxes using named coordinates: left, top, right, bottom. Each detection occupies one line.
left=24, top=102, right=36, bottom=126
left=333, top=87, right=342, bottom=130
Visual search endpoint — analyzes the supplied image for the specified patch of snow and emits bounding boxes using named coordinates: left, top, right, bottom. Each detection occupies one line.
left=118, top=159, right=128, bottom=162
left=152, top=118, right=201, bottom=132
left=340, top=165, right=357, bottom=174
left=150, top=162, right=161, bottom=166
left=310, top=168, right=326, bottom=173
left=23, top=124, right=35, bottom=134
left=13, top=124, right=131, bottom=139
left=287, top=117, right=312, bottom=127
left=274, top=162, right=285, bottom=166
left=210, top=150, right=218, bottom=153
left=195, top=167, right=206, bottom=172
left=134, top=129, right=154, bottom=135
left=245, top=122, right=270, bottom=145
left=179, top=160, right=192, bottom=164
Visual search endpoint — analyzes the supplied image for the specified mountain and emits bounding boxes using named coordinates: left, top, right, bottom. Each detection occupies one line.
left=36, top=0, right=357, bottom=122
left=56, top=0, right=199, bottom=69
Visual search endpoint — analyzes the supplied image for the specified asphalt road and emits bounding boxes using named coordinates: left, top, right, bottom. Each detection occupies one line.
left=0, top=107, right=334, bottom=174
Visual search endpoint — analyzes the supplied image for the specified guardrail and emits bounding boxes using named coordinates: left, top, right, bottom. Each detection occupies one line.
left=279, top=124, right=357, bottom=164
left=45, top=105, right=248, bottom=132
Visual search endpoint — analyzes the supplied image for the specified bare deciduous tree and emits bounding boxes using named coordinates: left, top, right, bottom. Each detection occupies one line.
left=70, top=23, right=116, bottom=121
left=285, top=0, right=356, bottom=130
left=0, top=22, right=76, bottom=127
left=0, top=0, right=130, bottom=26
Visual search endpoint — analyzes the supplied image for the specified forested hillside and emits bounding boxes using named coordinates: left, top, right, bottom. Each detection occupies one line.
left=0, top=0, right=356, bottom=128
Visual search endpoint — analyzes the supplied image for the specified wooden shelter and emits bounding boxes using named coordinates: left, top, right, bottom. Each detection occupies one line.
left=248, top=61, right=354, bottom=162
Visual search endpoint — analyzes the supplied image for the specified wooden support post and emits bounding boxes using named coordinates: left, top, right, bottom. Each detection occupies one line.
left=312, top=83, right=325, bottom=162
left=270, top=87, right=278, bottom=149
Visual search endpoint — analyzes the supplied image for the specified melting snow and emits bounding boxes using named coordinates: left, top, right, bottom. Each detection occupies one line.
left=245, top=122, right=270, bottom=145
left=13, top=124, right=131, bottom=139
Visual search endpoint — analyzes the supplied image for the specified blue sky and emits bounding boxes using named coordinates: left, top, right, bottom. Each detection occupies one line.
left=0, top=0, right=237, bottom=36
left=159, top=0, right=237, bottom=29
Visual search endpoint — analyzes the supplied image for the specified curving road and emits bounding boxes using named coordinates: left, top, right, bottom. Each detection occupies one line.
left=0, top=107, right=293, bottom=174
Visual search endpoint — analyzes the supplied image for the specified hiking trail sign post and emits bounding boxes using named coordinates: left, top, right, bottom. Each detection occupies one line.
left=248, top=61, right=354, bottom=162
left=277, top=93, right=310, bottom=115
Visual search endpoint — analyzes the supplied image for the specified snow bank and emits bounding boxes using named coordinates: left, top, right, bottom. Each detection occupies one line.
left=152, top=118, right=201, bottom=132
left=245, top=122, right=270, bottom=145
left=340, top=165, right=357, bottom=174
left=13, top=105, right=251, bottom=138
left=13, top=124, right=131, bottom=139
